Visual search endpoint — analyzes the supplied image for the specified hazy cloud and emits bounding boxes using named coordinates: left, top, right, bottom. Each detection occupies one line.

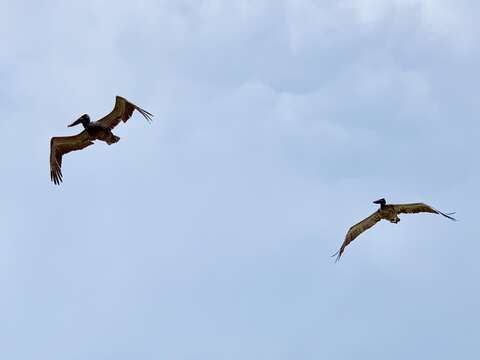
left=1, top=1, right=479, bottom=359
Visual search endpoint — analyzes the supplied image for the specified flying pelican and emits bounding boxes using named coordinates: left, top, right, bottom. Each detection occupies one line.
left=333, top=198, right=456, bottom=262
left=50, top=96, right=153, bottom=185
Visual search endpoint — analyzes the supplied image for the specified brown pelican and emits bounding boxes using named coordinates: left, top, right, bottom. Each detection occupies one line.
left=333, top=198, right=456, bottom=262
left=50, top=96, right=153, bottom=185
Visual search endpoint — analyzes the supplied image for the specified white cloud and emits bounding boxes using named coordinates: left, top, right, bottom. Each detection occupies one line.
left=353, top=0, right=477, bottom=52
left=285, top=0, right=477, bottom=55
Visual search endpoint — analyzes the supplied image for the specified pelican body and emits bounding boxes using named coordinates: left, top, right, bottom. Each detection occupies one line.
left=333, top=198, right=456, bottom=262
left=68, top=114, right=120, bottom=145
left=373, top=198, right=400, bottom=223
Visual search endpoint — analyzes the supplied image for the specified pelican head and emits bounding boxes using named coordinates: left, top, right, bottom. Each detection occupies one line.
left=68, top=114, right=90, bottom=128
left=373, top=198, right=386, bottom=206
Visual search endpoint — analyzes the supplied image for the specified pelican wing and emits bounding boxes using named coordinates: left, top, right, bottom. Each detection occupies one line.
left=50, top=131, right=94, bottom=185
left=392, top=203, right=456, bottom=221
left=95, top=96, right=153, bottom=130
left=333, top=211, right=382, bottom=262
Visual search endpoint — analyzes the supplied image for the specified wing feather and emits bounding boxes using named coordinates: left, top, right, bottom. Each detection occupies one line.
left=50, top=131, right=94, bottom=185
left=333, top=211, right=382, bottom=262
left=392, top=203, right=456, bottom=221
left=95, top=96, right=153, bottom=130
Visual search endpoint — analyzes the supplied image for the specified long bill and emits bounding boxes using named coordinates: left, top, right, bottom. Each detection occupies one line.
left=68, top=116, right=85, bottom=127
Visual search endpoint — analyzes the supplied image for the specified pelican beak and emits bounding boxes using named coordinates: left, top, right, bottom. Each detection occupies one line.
left=68, top=116, right=83, bottom=128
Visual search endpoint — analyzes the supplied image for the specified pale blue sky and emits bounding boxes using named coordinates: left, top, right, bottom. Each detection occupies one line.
left=0, top=1, right=479, bottom=358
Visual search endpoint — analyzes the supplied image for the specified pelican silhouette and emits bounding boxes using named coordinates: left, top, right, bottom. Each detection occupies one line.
left=333, top=198, right=456, bottom=262
left=50, top=96, right=153, bottom=185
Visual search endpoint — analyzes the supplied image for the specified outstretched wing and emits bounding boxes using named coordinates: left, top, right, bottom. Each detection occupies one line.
left=50, top=131, right=94, bottom=185
left=392, top=203, right=456, bottom=221
left=333, top=211, right=382, bottom=262
left=95, top=96, right=153, bottom=130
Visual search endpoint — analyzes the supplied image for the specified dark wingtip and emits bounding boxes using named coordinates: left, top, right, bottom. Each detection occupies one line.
left=50, top=170, right=63, bottom=185
left=431, top=206, right=457, bottom=221
left=143, top=109, right=154, bottom=117
left=331, top=250, right=342, bottom=263
left=440, top=211, right=457, bottom=221
left=137, top=107, right=154, bottom=123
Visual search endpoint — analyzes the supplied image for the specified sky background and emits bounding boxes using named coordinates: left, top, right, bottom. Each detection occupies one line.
left=0, top=0, right=479, bottom=358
